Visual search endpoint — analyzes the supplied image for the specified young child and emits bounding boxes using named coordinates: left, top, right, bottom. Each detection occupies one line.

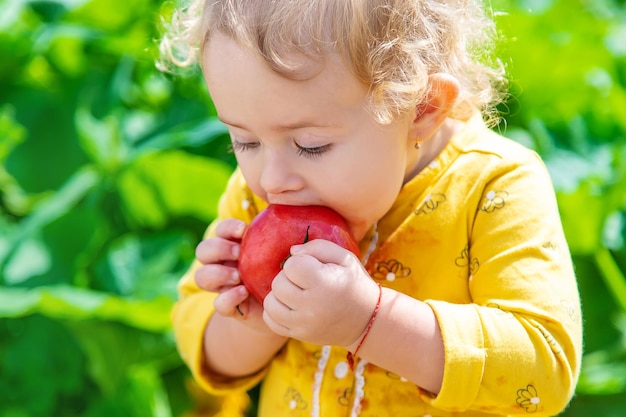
left=161, top=1, right=582, bottom=416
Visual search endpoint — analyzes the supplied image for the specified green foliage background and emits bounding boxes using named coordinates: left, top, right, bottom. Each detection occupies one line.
left=1, top=0, right=625, bottom=416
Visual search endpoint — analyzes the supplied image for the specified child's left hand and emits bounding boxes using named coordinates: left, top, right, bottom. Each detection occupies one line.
left=262, top=239, right=381, bottom=348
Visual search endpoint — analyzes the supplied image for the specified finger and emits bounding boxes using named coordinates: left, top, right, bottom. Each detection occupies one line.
left=263, top=311, right=291, bottom=338
left=213, top=285, right=250, bottom=317
left=282, top=247, right=364, bottom=292
left=271, top=270, right=305, bottom=307
left=214, top=218, right=247, bottom=240
left=195, top=237, right=240, bottom=264
left=290, top=239, right=356, bottom=267
left=195, top=263, right=240, bottom=292
left=262, top=293, right=293, bottom=337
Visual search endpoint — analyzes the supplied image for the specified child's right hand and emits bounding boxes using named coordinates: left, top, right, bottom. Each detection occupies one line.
left=194, top=219, right=268, bottom=331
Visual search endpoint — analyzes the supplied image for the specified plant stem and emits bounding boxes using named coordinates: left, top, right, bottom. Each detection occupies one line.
left=594, top=247, right=626, bottom=312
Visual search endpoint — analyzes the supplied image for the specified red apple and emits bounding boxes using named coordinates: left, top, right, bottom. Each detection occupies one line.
left=238, top=204, right=360, bottom=302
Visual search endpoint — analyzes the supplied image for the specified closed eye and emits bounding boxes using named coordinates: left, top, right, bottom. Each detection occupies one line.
left=231, top=140, right=260, bottom=153
left=295, top=143, right=331, bottom=159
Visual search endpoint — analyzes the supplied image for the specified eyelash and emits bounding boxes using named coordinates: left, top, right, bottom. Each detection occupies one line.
left=296, top=143, right=331, bottom=159
left=230, top=139, right=331, bottom=159
left=230, top=141, right=259, bottom=153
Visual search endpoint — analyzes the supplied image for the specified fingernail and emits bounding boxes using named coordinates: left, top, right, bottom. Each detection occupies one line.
left=235, top=221, right=246, bottom=237
left=232, top=245, right=240, bottom=258
left=231, top=270, right=240, bottom=284
left=290, top=244, right=303, bottom=254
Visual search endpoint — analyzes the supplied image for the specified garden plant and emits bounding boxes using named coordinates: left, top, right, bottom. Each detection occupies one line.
left=1, top=0, right=625, bottom=416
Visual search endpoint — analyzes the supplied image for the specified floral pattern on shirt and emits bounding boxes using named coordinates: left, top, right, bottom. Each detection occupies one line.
left=372, top=259, right=411, bottom=282
left=516, top=384, right=540, bottom=413
left=455, top=245, right=480, bottom=274
left=337, top=387, right=353, bottom=407
left=285, top=387, right=308, bottom=411
left=481, top=190, right=508, bottom=212
left=415, top=193, right=446, bottom=215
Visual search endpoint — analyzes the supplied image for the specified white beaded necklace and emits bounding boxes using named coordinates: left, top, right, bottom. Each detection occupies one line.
left=311, top=222, right=379, bottom=417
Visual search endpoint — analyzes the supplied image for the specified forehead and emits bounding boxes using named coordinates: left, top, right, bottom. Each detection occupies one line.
left=203, top=29, right=351, bottom=81
left=201, top=32, right=369, bottom=118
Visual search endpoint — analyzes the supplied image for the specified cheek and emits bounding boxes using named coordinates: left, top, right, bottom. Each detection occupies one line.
left=351, top=148, right=407, bottom=207
left=236, top=156, right=266, bottom=197
left=325, top=157, right=405, bottom=220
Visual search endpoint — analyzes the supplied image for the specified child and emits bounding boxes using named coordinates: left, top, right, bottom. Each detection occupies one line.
left=161, top=1, right=582, bottom=416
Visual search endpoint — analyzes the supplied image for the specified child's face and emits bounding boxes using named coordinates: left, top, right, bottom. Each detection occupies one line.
left=202, top=32, right=417, bottom=240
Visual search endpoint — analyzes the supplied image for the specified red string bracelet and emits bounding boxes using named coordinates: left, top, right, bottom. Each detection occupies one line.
left=347, top=283, right=383, bottom=371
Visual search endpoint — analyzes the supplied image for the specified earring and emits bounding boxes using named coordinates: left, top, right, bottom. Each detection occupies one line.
left=414, top=138, right=421, bottom=150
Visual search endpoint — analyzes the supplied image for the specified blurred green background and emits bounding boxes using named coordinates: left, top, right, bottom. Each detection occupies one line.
left=1, top=0, right=625, bottom=416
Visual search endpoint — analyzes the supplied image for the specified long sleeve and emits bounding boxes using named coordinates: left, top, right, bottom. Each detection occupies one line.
left=171, top=169, right=269, bottom=394
left=409, top=131, right=582, bottom=415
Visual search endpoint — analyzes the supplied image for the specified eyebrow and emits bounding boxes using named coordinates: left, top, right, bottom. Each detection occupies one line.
left=218, top=116, right=340, bottom=131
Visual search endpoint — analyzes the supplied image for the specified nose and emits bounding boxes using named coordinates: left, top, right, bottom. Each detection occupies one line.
left=259, top=150, right=304, bottom=196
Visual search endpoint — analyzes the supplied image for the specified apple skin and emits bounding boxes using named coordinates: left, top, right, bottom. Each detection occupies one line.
left=238, top=204, right=360, bottom=303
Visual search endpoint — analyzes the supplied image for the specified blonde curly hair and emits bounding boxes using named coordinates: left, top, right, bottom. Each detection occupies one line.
left=159, top=0, right=507, bottom=125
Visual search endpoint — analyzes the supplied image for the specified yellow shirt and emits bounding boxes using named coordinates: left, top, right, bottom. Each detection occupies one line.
left=173, top=117, right=582, bottom=417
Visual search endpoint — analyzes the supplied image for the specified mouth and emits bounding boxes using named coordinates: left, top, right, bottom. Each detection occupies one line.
left=264, top=195, right=323, bottom=208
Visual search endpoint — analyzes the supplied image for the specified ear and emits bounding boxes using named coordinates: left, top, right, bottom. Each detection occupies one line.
left=409, top=73, right=460, bottom=142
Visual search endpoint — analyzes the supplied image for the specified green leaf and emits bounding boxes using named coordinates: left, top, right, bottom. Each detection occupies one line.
left=0, top=104, right=30, bottom=216
left=554, top=183, right=607, bottom=255
left=3, top=235, right=52, bottom=285
left=0, top=104, right=26, bottom=162
left=70, top=0, right=148, bottom=32
left=36, top=203, right=108, bottom=287
left=578, top=362, right=626, bottom=395
left=0, top=166, right=100, bottom=271
left=595, top=248, right=626, bottom=312
left=0, top=287, right=41, bottom=317
left=63, top=319, right=177, bottom=397
left=134, top=118, right=229, bottom=153
left=0, top=285, right=173, bottom=332
left=501, top=0, right=616, bottom=124
left=118, top=150, right=233, bottom=228
left=0, top=0, right=29, bottom=31
left=0, top=315, right=87, bottom=416
left=577, top=312, right=626, bottom=395
left=94, top=231, right=192, bottom=299
left=75, top=106, right=127, bottom=170
left=545, top=145, right=625, bottom=255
